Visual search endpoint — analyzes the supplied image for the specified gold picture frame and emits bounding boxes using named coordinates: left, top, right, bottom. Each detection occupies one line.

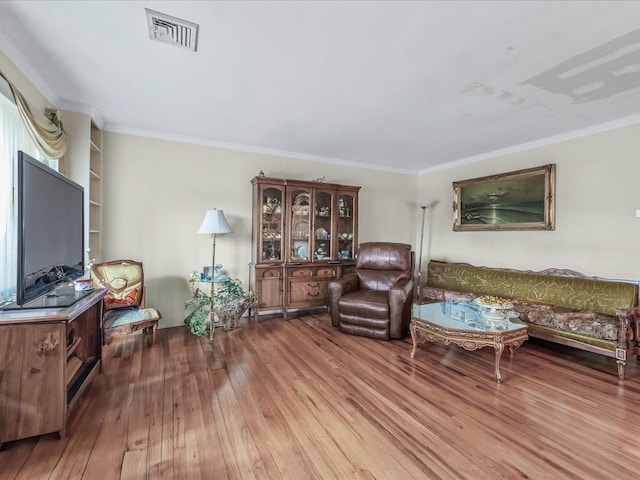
left=453, top=164, right=555, bottom=231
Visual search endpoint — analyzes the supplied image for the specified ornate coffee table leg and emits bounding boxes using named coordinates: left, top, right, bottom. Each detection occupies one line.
left=410, top=322, right=417, bottom=359
left=494, top=338, right=504, bottom=383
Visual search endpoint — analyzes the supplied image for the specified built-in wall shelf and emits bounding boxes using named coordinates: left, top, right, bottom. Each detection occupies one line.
left=89, top=139, right=101, bottom=153
left=89, top=120, right=102, bottom=260
left=64, top=113, right=104, bottom=263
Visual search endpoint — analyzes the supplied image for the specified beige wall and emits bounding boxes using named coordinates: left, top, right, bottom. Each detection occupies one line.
left=416, top=123, right=640, bottom=281
left=102, top=132, right=416, bottom=327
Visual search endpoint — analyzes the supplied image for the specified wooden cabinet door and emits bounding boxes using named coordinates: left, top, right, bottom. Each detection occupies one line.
left=0, top=323, right=66, bottom=442
left=336, top=190, right=358, bottom=260
left=287, top=185, right=312, bottom=263
left=255, top=267, right=283, bottom=310
left=255, top=182, right=285, bottom=263
left=312, top=188, right=334, bottom=261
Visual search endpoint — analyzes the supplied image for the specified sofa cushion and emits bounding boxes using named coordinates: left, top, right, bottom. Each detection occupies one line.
left=444, top=290, right=477, bottom=304
left=527, top=324, right=617, bottom=351
left=427, top=261, right=638, bottom=316
left=103, top=307, right=161, bottom=329
left=524, top=308, right=619, bottom=341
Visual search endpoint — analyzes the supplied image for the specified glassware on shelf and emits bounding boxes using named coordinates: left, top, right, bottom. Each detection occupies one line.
left=315, top=244, right=328, bottom=260
left=315, top=227, right=329, bottom=239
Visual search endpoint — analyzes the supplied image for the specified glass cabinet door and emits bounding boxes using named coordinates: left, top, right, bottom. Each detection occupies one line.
left=289, top=188, right=311, bottom=261
left=312, top=189, right=333, bottom=261
left=260, top=186, right=284, bottom=262
left=336, top=192, right=356, bottom=260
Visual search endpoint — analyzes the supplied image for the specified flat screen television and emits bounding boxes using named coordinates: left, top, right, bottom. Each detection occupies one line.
left=10, top=151, right=86, bottom=308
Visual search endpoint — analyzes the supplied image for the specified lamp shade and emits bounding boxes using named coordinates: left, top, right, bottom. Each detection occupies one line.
left=197, top=209, right=233, bottom=235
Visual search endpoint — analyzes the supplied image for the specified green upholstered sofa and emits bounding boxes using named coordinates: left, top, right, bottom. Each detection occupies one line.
left=421, top=260, right=640, bottom=380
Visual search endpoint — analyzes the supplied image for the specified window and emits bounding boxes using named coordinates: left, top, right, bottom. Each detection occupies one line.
left=0, top=87, right=57, bottom=306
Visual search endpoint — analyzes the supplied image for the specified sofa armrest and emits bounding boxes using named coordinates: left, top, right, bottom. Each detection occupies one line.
left=328, top=274, right=359, bottom=326
left=616, top=306, right=640, bottom=345
left=389, top=278, right=414, bottom=338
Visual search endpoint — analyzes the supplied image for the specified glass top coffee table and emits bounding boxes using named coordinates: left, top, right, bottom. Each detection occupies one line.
left=410, top=301, right=528, bottom=383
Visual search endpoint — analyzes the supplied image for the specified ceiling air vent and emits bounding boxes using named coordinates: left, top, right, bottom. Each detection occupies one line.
left=145, top=8, right=199, bottom=52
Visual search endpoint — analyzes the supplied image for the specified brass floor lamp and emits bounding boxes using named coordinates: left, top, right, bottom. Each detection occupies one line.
left=198, top=209, right=232, bottom=339
left=416, top=203, right=430, bottom=300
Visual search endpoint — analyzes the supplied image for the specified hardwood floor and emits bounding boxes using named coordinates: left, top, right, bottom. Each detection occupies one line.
left=1, top=312, right=640, bottom=479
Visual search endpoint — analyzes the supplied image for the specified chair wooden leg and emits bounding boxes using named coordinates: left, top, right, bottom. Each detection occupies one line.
left=142, top=322, right=158, bottom=344
left=152, top=322, right=158, bottom=344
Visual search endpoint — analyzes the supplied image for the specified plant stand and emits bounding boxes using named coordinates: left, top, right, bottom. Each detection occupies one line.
left=185, top=276, right=257, bottom=340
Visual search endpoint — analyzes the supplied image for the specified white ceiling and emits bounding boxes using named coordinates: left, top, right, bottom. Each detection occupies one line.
left=1, top=1, right=640, bottom=174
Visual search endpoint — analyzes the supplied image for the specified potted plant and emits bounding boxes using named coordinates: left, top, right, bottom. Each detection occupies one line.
left=184, top=277, right=257, bottom=339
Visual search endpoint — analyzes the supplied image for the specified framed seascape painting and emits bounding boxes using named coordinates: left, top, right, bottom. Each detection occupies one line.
left=453, top=164, right=555, bottom=231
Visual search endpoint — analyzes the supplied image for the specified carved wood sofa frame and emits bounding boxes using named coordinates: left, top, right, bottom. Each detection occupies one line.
left=422, top=260, right=640, bottom=380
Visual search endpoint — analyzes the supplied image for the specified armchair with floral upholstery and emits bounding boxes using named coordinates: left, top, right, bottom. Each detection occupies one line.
left=90, top=259, right=161, bottom=344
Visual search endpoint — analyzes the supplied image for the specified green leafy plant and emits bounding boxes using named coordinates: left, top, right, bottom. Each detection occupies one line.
left=184, top=278, right=257, bottom=338
left=213, top=279, right=257, bottom=321
left=184, top=290, right=211, bottom=337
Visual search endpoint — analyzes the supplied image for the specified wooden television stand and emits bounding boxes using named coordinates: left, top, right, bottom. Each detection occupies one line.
left=0, top=289, right=106, bottom=444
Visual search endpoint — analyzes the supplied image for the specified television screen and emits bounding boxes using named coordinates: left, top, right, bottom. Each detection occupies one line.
left=15, top=151, right=85, bottom=307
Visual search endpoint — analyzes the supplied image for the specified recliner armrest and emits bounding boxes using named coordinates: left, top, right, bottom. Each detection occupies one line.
left=389, top=278, right=414, bottom=338
left=389, top=278, right=414, bottom=307
left=329, top=273, right=359, bottom=297
left=328, top=273, right=359, bottom=326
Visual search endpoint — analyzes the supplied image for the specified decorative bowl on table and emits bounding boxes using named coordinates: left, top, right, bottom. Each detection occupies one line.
left=473, top=295, right=514, bottom=311
left=481, top=309, right=507, bottom=328
left=474, top=297, right=520, bottom=329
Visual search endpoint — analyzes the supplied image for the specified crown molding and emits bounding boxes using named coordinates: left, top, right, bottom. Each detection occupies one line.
left=0, top=29, right=58, bottom=106
left=0, top=31, right=107, bottom=127
left=57, top=99, right=106, bottom=129
left=104, top=123, right=417, bottom=175
left=418, top=113, right=640, bottom=176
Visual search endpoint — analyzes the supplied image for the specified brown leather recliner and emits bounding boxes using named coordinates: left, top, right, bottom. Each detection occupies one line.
left=328, top=242, right=414, bottom=340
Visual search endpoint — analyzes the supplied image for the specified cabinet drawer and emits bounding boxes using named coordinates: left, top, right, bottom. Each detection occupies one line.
left=256, top=267, right=282, bottom=279
left=288, top=266, right=338, bottom=278
left=288, top=279, right=332, bottom=306
left=316, top=267, right=338, bottom=277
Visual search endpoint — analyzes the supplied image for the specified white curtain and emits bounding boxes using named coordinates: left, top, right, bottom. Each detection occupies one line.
left=0, top=90, right=56, bottom=306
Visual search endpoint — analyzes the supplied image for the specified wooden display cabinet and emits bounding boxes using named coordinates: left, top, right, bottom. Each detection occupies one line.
left=0, top=289, right=106, bottom=443
left=251, top=175, right=359, bottom=318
